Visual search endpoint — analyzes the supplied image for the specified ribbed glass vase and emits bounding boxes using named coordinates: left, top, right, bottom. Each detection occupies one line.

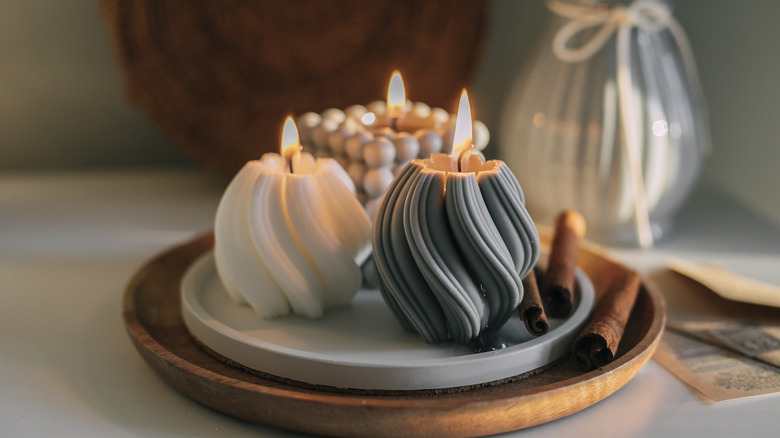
left=499, top=0, right=709, bottom=246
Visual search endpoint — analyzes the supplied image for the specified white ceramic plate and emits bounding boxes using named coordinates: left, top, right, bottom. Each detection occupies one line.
left=181, top=251, right=595, bottom=391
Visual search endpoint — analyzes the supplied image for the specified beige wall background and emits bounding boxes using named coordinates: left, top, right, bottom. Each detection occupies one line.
left=0, top=0, right=185, bottom=170
left=2, top=0, right=779, bottom=226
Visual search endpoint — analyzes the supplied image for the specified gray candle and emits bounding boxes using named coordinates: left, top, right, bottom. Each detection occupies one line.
left=372, top=152, right=539, bottom=349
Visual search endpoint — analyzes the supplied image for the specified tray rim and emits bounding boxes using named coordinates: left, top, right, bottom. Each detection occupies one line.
left=123, top=232, right=666, bottom=436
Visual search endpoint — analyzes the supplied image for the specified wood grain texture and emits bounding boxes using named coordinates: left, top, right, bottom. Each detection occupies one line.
left=123, top=231, right=665, bottom=437
left=100, top=0, right=488, bottom=176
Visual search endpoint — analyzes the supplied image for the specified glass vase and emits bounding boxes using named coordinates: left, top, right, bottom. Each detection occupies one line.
left=499, top=0, right=709, bottom=246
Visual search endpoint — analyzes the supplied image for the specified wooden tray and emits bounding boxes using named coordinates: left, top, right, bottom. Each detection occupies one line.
left=123, top=232, right=665, bottom=437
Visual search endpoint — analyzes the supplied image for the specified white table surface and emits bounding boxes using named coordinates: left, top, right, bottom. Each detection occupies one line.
left=2, top=168, right=779, bottom=437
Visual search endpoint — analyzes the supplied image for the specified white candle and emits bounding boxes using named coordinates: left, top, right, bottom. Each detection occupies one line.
left=214, top=117, right=372, bottom=319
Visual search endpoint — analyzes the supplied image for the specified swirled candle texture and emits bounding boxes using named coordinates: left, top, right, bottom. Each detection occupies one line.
left=372, top=153, right=540, bottom=345
left=214, top=152, right=372, bottom=319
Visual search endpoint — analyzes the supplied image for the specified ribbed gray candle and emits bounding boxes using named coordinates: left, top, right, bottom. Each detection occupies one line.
left=372, top=153, right=539, bottom=349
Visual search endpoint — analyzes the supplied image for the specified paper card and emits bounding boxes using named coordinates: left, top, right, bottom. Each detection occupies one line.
left=654, top=330, right=780, bottom=402
left=647, top=268, right=780, bottom=402
left=667, top=257, right=780, bottom=308
left=668, top=321, right=780, bottom=369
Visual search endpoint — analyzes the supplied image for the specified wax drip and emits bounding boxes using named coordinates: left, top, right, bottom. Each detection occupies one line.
left=469, top=329, right=508, bottom=353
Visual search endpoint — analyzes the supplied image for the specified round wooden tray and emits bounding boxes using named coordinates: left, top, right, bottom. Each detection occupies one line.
left=123, top=232, right=665, bottom=437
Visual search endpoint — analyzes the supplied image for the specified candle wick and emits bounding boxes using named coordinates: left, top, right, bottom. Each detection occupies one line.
left=288, top=157, right=294, bottom=174
left=390, top=117, right=399, bottom=132
left=457, top=144, right=472, bottom=172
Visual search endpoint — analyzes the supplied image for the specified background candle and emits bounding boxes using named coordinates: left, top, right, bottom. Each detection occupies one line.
left=214, top=117, right=372, bottom=319
left=297, top=72, right=491, bottom=218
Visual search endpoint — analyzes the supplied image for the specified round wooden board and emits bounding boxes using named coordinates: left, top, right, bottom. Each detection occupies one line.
left=123, top=232, right=665, bottom=437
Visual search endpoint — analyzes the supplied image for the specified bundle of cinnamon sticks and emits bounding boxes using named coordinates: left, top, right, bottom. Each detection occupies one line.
left=518, top=210, right=641, bottom=371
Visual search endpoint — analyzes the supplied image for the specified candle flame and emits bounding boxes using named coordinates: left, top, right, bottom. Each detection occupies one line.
left=387, top=70, right=405, bottom=119
left=451, top=89, right=474, bottom=172
left=281, top=116, right=302, bottom=162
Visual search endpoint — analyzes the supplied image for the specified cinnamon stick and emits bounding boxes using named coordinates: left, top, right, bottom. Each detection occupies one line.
left=520, top=269, right=549, bottom=336
left=572, top=271, right=641, bottom=371
left=541, top=210, right=586, bottom=318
